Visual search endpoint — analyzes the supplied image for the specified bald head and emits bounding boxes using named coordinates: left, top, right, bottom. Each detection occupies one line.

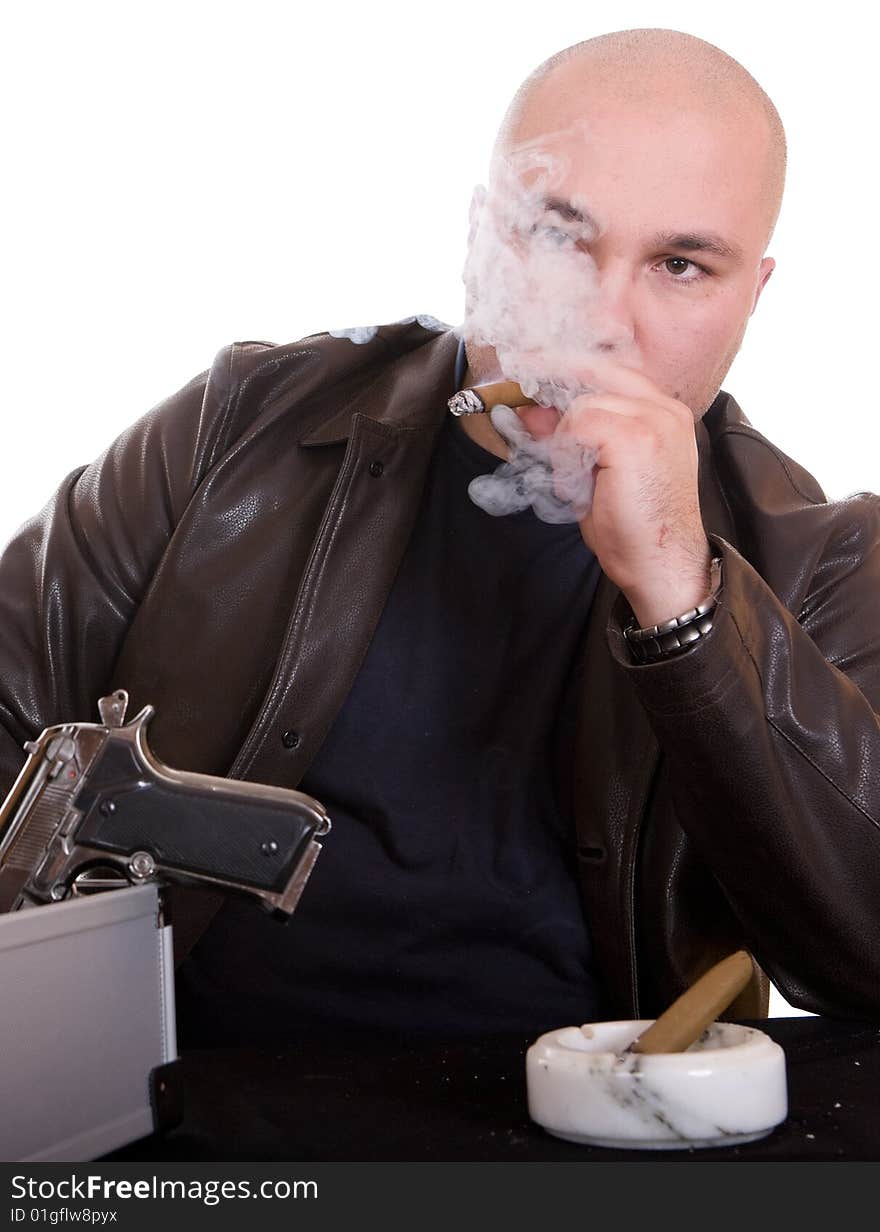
left=494, top=28, right=786, bottom=251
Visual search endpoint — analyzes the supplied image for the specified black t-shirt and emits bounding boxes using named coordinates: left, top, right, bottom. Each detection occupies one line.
left=176, top=383, right=607, bottom=1046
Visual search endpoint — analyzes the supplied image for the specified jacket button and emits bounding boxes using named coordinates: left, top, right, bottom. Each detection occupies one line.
left=368, top=460, right=384, bottom=478
left=281, top=730, right=301, bottom=749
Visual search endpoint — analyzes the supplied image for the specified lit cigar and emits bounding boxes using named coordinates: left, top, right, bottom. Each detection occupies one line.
left=447, top=380, right=537, bottom=416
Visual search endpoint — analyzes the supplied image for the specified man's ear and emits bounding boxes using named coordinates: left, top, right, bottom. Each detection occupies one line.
left=750, top=257, right=776, bottom=315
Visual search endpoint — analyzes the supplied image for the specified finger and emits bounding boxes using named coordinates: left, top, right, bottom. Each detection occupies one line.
left=515, top=404, right=561, bottom=440
left=488, top=405, right=533, bottom=448
left=553, top=403, right=659, bottom=464
left=520, top=349, right=665, bottom=403
left=513, top=392, right=665, bottom=445
left=564, top=393, right=663, bottom=421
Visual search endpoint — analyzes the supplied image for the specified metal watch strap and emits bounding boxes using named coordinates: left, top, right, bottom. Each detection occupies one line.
left=623, top=557, right=723, bottom=663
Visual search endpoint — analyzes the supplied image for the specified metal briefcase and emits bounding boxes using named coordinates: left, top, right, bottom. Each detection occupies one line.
left=0, top=883, right=180, bottom=1161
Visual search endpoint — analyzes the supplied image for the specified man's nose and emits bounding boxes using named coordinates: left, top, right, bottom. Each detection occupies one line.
left=590, top=268, right=637, bottom=353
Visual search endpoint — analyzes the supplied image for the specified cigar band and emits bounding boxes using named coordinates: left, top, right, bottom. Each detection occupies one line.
left=447, top=389, right=487, bottom=416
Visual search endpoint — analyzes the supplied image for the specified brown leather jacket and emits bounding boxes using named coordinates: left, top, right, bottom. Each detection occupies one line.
left=1, top=320, right=878, bottom=1019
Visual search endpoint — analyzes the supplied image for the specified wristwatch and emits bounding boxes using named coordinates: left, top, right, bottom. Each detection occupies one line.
left=623, top=556, right=723, bottom=663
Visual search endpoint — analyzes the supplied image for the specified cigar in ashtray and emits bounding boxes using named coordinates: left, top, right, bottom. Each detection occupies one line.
left=447, top=381, right=537, bottom=416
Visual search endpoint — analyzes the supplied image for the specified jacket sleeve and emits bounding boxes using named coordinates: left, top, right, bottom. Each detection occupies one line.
left=0, top=343, right=257, bottom=794
left=607, top=493, right=880, bottom=1018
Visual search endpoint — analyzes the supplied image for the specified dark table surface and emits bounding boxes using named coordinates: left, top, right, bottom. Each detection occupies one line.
left=105, top=1017, right=880, bottom=1162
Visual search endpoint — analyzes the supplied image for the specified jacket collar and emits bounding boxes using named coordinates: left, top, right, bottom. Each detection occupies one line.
left=690, top=391, right=749, bottom=551
left=695, top=401, right=740, bottom=550
left=300, top=329, right=460, bottom=446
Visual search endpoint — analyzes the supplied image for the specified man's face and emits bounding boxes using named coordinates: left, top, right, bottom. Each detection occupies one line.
left=465, top=78, right=777, bottom=419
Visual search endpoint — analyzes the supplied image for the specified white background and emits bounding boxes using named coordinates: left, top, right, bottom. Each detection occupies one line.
left=4, top=1, right=877, bottom=1015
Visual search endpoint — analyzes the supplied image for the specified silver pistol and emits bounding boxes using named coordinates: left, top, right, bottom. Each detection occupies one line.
left=0, top=691, right=330, bottom=916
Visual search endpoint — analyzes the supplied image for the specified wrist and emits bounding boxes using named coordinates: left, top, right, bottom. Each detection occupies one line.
left=624, top=553, right=716, bottom=628
left=623, top=556, right=723, bottom=664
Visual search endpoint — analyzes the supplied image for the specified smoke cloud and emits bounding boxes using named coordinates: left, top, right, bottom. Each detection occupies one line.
left=469, top=405, right=596, bottom=523
left=459, top=135, right=640, bottom=523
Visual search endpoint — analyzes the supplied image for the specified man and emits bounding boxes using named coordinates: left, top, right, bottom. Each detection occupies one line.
left=0, top=28, right=878, bottom=1044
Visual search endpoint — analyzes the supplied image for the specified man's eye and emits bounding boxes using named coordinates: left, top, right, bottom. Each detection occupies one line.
left=530, top=224, right=576, bottom=247
left=662, top=256, right=706, bottom=282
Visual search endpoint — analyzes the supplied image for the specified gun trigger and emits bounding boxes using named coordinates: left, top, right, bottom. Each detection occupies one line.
left=98, top=690, right=129, bottom=728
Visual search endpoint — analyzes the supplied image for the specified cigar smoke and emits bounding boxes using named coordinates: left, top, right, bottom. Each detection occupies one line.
left=469, top=405, right=597, bottom=523
left=459, top=135, right=638, bottom=523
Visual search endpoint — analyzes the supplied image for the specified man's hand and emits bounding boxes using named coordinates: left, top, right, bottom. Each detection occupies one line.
left=517, top=355, right=714, bottom=628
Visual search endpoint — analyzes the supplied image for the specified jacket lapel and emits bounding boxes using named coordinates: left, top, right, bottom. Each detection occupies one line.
left=228, top=331, right=459, bottom=787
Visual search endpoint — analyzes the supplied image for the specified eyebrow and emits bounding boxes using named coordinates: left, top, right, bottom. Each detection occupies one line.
left=542, top=196, right=599, bottom=231
left=540, top=196, right=744, bottom=263
left=649, top=230, right=744, bottom=262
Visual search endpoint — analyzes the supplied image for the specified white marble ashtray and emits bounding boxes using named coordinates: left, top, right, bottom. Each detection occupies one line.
left=526, top=1019, right=787, bottom=1150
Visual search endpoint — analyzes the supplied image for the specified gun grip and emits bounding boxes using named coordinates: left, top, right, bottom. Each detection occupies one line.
left=73, top=738, right=324, bottom=895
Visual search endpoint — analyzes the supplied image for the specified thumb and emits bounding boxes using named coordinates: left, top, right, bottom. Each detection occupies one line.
left=515, top=405, right=561, bottom=440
